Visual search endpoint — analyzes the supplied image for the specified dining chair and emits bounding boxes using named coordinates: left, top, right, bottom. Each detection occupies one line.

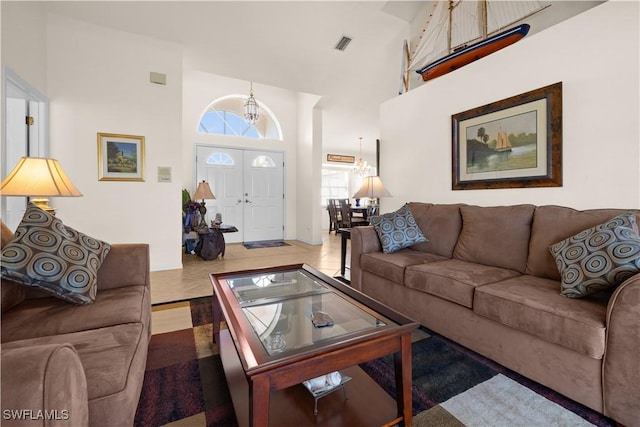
left=327, top=199, right=342, bottom=234
left=339, top=199, right=368, bottom=228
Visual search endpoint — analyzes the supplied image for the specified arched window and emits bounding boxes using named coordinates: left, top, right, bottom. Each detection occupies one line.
left=198, top=95, right=283, bottom=140
left=199, top=111, right=260, bottom=138
left=252, top=155, right=277, bottom=168
left=206, top=152, right=235, bottom=165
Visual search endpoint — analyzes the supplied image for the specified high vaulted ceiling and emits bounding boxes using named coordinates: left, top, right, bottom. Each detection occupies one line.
left=44, top=1, right=425, bottom=96
left=41, top=1, right=603, bottom=154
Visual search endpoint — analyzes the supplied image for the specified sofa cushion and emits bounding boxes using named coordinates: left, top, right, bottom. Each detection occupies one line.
left=408, top=203, right=465, bottom=258
left=1, top=284, right=149, bottom=343
left=96, top=243, right=150, bottom=291
left=361, top=250, right=447, bottom=284
left=1, top=204, right=111, bottom=305
left=453, top=205, right=535, bottom=273
left=549, top=213, right=640, bottom=298
left=405, top=259, right=521, bottom=308
left=370, top=204, right=427, bottom=253
left=1, top=278, right=26, bottom=313
left=525, top=205, right=640, bottom=281
left=473, top=275, right=608, bottom=358
left=2, top=323, right=144, bottom=401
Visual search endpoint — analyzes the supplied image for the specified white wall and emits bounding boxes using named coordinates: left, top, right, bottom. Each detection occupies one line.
left=45, top=14, right=184, bottom=271
left=1, top=2, right=47, bottom=93
left=296, top=92, right=323, bottom=244
left=380, top=1, right=640, bottom=212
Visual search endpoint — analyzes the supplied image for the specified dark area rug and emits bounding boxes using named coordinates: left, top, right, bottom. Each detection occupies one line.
left=243, top=240, right=290, bottom=249
left=135, top=296, right=615, bottom=427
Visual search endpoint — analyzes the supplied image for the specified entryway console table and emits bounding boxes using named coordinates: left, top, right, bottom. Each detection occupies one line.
left=195, top=224, right=238, bottom=260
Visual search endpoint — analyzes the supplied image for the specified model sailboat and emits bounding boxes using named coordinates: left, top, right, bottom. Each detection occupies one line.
left=403, top=1, right=550, bottom=89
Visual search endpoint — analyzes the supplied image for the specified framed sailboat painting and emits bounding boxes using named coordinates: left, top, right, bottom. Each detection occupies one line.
left=452, top=82, right=562, bottom=190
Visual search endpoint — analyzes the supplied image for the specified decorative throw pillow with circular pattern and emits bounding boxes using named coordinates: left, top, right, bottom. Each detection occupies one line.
left=1, top=203, right=111, bottom=304
left=549, top=212, right=640, bottom=298
left=369, top=203, right=428, bottom=254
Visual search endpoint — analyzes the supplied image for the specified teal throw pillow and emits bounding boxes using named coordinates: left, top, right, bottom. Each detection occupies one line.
left=370, top=204, right=428, bottom=254
left=549, top=212, right=640, bottom=298
left=1, top=203, right=111, bottom=304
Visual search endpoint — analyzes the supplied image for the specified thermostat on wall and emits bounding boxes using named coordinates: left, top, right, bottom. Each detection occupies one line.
left=158, top=166, right=172, bottom=183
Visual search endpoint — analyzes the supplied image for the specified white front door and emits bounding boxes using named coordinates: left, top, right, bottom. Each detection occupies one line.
left=243, top=150, right=284, bottom=242
left=195, top=146, right=284, bottom=243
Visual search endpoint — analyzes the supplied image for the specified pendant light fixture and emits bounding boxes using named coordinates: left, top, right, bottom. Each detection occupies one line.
left=244, top=81, right=260, bottom=126
left=352, top=137, right=371, bottom=176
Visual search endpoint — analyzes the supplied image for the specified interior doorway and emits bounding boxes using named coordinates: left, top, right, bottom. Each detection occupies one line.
left=1, top=68, right=49, bottom=231
left=195, top=145, right=285, bottom=243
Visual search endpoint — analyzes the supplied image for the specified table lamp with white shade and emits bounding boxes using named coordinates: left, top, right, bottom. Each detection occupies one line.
left=353, top=176, right=391, bottom=217
left=0, top=157, right=82, bottom=214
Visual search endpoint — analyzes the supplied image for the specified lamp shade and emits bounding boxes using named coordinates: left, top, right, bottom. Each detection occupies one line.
left=353, top=176, right=391, bottom=199
left=1, top=157, right=82, bottom=197
left=193, top=180, right=215, bottom=200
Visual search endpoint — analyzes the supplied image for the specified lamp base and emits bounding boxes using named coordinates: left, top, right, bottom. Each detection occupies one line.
left=31, top=198, right=56, bottom=214
left=198, top=204, right=207, bottom=226
left=367, top=201, right=380, bottom=217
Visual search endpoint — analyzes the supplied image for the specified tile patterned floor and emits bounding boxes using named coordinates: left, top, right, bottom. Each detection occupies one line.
left=150, top=232, right=345, bottom=305
left=143, top=297, right=611, bottom=427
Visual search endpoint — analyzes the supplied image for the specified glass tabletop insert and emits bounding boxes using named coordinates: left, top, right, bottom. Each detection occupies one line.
left=224, top=268, right=394, bottom=356
left=244, top=292, right=387, bottom=355
left=227, top=269, right=329, bottom=306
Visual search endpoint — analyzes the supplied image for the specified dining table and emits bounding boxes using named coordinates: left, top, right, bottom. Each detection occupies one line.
left=350, top=205, right=369, bottom=219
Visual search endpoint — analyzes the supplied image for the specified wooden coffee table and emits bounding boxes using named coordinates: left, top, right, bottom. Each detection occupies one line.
left=210, top=264, right=418, bottom=427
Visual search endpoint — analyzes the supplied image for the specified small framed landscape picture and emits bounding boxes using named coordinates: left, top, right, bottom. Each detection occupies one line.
left=451, top=82, right=562, bottom=190
left=97, top=133, right=145, bottom=182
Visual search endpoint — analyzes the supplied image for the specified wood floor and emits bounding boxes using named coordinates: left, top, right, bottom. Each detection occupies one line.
left=150, top=232, right=345, bottom=305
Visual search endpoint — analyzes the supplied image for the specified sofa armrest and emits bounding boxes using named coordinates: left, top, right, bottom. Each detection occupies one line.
left=350, top=226, right=381, bottom=291
left=602, top=273, right=640, bottom=426
left=1, top=344, right=89, bottom=426
left=96, top=243, right=150, bottom=291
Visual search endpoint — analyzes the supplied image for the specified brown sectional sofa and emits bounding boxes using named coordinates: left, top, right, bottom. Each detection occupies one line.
left=1, top=222, right=151, bottom=426
left=350, top=203, right=640, bottom=426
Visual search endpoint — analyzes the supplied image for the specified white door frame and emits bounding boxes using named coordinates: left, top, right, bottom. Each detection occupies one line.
left=1, top=67, right=49, bottom=230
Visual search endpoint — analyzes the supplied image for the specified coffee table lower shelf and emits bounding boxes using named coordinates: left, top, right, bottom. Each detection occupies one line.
left=219, top=329, right=400, bottom=427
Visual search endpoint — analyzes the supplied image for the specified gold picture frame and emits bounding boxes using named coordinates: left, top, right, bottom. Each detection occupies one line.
left=452, top=82, right=562, bottom=190
left=97, top=133, right=145, bottom=182
left=327, top=154, right=356, bottom=164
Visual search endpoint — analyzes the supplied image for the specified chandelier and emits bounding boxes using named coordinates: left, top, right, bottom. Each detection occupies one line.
left=352, top=137, right=371, bottom=176
left=243, top=81, right=260, bottom=126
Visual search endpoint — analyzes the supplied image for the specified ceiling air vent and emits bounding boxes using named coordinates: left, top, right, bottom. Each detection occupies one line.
left=334, top=36, right=352, bottom=51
